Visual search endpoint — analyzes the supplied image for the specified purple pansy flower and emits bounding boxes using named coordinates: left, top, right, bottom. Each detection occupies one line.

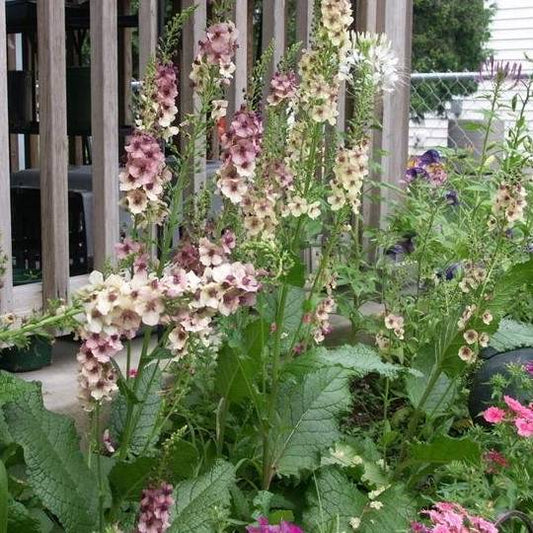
left=445, top=190, right=459, bottom=206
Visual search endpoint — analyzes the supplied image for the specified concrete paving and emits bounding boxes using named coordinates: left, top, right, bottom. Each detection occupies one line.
left=15, top=305, right=384, bottom=423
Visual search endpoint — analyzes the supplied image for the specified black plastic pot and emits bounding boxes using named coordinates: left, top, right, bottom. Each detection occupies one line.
left=468, top=347, right=533, bottom=422
left=0, top=336, right=52, bottom=372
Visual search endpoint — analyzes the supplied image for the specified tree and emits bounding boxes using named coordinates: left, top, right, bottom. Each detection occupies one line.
left=411, top=0, right=494, bottom=117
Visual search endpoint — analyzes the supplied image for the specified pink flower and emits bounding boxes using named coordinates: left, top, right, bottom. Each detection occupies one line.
left=102, top=429, right=115, bottom=453
left=135, top=482, right=174, bottom=533
left=482, top=406, right=506, bottom=424
left=267, top=70, right=298, bottom=105
left=246, top=516, right=303, bottom=533
left=483, top=449, right=509, bottom=473
left=504, top=395, right=533, bottom=420
left=415, top=502, right=497, bottom=533
left=115, top=237, right=142, bottom=259
left=515, top=417, right=533, bottom=437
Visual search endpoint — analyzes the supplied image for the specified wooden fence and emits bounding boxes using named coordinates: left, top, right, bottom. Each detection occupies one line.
left=0, top=0, right=412, bottom=316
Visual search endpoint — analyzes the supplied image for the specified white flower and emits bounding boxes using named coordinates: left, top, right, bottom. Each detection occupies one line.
left=369, top=501, right=384, bottom=510
left=349, top=517, right=361, bottom=530
left=342, top=32, right=399, bottom=93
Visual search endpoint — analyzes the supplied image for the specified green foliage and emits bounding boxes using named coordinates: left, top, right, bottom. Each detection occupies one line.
left=6, top=499, right=41, bottom=533
left=489, top=318, right=533, bottom=352
left=269, top=363, right=352, bottom=478
left=409, top=435, right=481, bottom=466
left=0, top=459, right=7, bottom=533
left=411, top=0, right=494, bottom=116
left=357, top=485, right=415, bottom=533
left=310, top=344, right=407, bottom=379
left=169, top=460, right=235, bottom=532
left=406, top=348, right=458, bottom=416
left=111, top=363, right=162, bottom=454
left=109, top=456, right=157, bottom=503
left=3, top=389, right=99, bottom=533
left=304, top=467, right=366, bottom=532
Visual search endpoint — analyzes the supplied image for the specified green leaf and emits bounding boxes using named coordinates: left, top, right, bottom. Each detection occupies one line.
left=168, top=460, right=235, bottom=533
left=406, top=349, right=458, bottom=416
left=260, top=286, right=305, bottom=349
left=489, top=318, right=533, bottom=352
left=358, top=485, right=415, bottom=533
left=0, top=459, right=7, bottom=533
left=0, top=371, right=40, bottom=406
left=490, top=258, right=533, bottom=315
left=111, top=363, right=162, bottom=454
left=310, top=344, right=405, bottom=378
left=6, top=499, right=41, bottom=533
left=166, top=439, right=200, bottom=481
left=109, top=456, right=157, bottom=502
left=409, top=435, right=481, bottom=466
left=269, top=364, right=352, bottom=478
left=216, top=320, right=266, bottom=403
left=304, top=467, right=366, bottom=532
left=3, top=392, right=99, bottom=533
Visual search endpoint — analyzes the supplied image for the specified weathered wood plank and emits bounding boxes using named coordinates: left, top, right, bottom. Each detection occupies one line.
left=358, top=0, right=412, bottom=234
left=380, top=0, right=413, bottom=220
left=119, top=0, right=133, bottom=126
left=180, top=0, right=207, bottom=194
left=295, top=0, right=313, bottom=49
left=262, top=0, right=286, bottom=79
left=37, top=0, right=69, bottom=305
left=228, top=0, right=248, bottom=117
left=139, top=0, right=158, bottom=77
left=0, top=0, right=13, bottom=312
left=91, top=0, right=120, bottom=269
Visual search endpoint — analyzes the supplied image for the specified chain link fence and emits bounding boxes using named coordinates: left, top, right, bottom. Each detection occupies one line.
left=409, top=69, right=533, bottom=156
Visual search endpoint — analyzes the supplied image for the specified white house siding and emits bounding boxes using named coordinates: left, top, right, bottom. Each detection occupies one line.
left=408, top=0, right=533, bottom=155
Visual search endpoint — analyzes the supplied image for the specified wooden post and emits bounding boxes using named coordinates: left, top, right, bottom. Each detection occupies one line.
left=378, top=0, right=412, bottom=221
left=295, top=0, right=313, bottom=50
left=228, top=0, right=248, bottom=118
left=262, top=0, right=286, bottom=78
left=37, top=0, right=69, bottom=304
left=119, top=0, right=133, bottom=126
left=359, top=0, right=412, bottom=229
left=91, top=0, right=119, bottom=269
left=139, top=0, right=158, bottom=76
left=0, top=0, right=13, bottom=312
left=180, top=0, right=207, bottom=194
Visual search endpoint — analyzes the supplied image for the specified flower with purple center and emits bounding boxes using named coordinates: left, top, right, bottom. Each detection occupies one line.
left=404, top=150, right=447, bottom=187
left=525, top=360, right=533, bottom=376
left=445, top=190, right=459, bottom=206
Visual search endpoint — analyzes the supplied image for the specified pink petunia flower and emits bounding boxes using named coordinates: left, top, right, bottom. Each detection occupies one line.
left=515, top=417, right=533, bottom=437
left=483, top=406, right=506, bottom=424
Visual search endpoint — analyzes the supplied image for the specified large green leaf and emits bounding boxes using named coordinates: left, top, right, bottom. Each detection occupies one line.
left=259, top=285, right=306, bottom=350
left=358, top=485, right=415, bottom=533
left=109, top=456, right=157, bottom=502
left=6, top=499, right=41, bottom=533
left=3, top=392, right=99, bottom=533
left=0, top=371, right=40, bottom=405
left=304, top=467, right=366, bottom=532
left=409, top=435, right=481, bottom=466
left=269, top=364, right=352, bottom=478
left=489, top=318, right=533, bottom=352
left=111, top=363, right=162, bottom=454
left=168, top=460, right=235, bottom=533
left=490, top=258, right=533, bottom=315
left=309, top=344, right=405, bottom=378
left=406, top=348, right=458, bottom=416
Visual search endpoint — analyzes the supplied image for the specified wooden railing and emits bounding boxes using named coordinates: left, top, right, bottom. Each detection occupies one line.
left=0, top=0, right=412, bottom=316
